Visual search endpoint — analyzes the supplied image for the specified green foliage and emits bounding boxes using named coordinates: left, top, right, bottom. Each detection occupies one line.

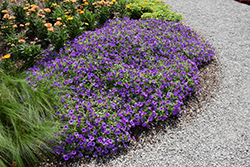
left=0, top=69, right=62, bottom=167
left=10, top=5, right=27, bottom=24
left=10, top=42, right=42, bottom=73
left=125, top=0, right=184, bottom=21
left=0, top=1, right=9, bottom=20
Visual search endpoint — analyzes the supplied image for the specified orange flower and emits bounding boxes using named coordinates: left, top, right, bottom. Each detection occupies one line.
left=12, top=24, right=18, bottom=28
left=47, top=27, right=55, bottom=32
left=9, top=16, right=15, bottom=20
left=3, top=54, right=11, bottom=59
left=77, top=9, right=81, bottom=12
left=25, top=22, right=30, bottom=26
left=19, top=24, right=24, bottom=27
left=31, top=4, right=36, bottom=8
left=28, top=8, right=36, bottom=12
left=26, top=12, right=30, bottom=16
left=18, top=39, right=25, bottom=43
left=3, top=14, right=9, bottom=19
left=24, top=7, right=28, bottom=10
left=33, top=5, right=39, bottom=10
left=54, top=21, right=61, bottom=26
left=25, top=3, right=30, bottom=6
left=38, top=9, right=44, bottom=13
left=1, top=10, right=8, bottom=13
left=80, top=11, right=84, bottom=14
left=44, top=23, right=52, bottom=28
left=44, top=8, right=51, bottom=13
left=1, top=57, right=4, bottom=60
left=71, top=0, right=76, bottom=3
left=126, top=6, right=130, bottom=9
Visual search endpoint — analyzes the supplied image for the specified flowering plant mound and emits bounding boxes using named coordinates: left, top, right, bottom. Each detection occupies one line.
left=24, top=17, right=215, bottom=161
left=236, top=0, right=250, bottom=4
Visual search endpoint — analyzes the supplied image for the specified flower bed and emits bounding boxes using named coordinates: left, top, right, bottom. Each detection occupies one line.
left=24, top=17, right=215, bottom=161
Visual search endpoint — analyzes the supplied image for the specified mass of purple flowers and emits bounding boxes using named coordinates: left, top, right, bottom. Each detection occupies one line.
left=24, top=17, right=215, bottom=161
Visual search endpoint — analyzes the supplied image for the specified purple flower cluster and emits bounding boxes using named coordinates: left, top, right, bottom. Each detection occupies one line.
left=24, top=17, right=215, bottom=160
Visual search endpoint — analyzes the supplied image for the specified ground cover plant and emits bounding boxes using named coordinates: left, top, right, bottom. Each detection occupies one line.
left=0, top=0, right=182, bottom=76
left=236, top=0, right=250, bottom=5
left=23, top=17, right=216, bottom=163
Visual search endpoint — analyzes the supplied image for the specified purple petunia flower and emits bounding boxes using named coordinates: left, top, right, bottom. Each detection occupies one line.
left=64, top=124, right=69, bottom=130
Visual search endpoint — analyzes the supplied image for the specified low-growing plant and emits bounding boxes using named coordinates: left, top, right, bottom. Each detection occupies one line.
left=24, top=17, right=215, bottom=161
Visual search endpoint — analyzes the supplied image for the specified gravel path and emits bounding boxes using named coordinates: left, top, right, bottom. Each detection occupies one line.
left=42, top=0, right=250, bottom=166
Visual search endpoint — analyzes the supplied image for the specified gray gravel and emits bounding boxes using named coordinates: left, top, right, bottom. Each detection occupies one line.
left=103, top=0, right=250, bottom=166
left=44, top=0, right=250, bottom=166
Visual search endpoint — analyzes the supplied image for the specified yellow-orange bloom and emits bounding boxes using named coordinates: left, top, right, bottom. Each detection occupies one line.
left=68, top=16, right=73, bottom=21
left=44, top=8, right=51, bottom=13
left=71, top=0, right=76, bottom=3
left=65, top=15, right=68, bottom=17
left=18, top=39, right=25, bottom=43
left=1, top=10, right=8, bottom=13
left=24, top=7, right=28, bottom=10
left=77, top=9, right=81, bottom=12
left=25, top=22, right=30, bottom=26
left=112, top=0, right=116, bottom=3
left=44, top=23, right=52, bottom=28
left=12, top=24, right=18, bottom=28
left=54, top=21, right=61, bottom=26
left=52, top=3, right=57, bottom=6
left=42, top=0, right=46, bottom=2
left=25, top=3, right=30, bottom=6
left=9, top=16, right=15, bottom=20
left=85, top=22, right=89, bottom=25
left=126, top=6, right=130, bottom=9
left=80, top=11, right=84, bottom=14
left=4, top=54, right=11, bottom=59
left=11, top=0, right=16, bottom=2
left=92, top=2, right=97, bottom=5
left=19, top=24, right=24, bottom=27
left=3, top=14, right=9, bottom=19
left=84, top=2, right=88, bottom=5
